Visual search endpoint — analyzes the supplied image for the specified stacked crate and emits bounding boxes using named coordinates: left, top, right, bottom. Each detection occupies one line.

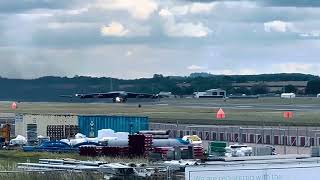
left=101, top=147, right=129, bottom=156
left=129, top=134, right=153, bottom=156
left=65, top=125, right=79, bottom=138
left=47, top=125, right=64, bottom=141
left=79, top=145, right=99, bottom=156
left=47, top=125, right=79, bottom=140
left=193, top=146, right=204, bottom=158
left=209, top=141, right=228, bottom=156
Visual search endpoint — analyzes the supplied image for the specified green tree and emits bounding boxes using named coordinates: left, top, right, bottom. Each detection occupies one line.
left=234, top=87, right=251, bottom=95
left=306, top=79, right=320, bottom=94
left=251, top=84, right=269, bottom=95
left=283, top=85, right=297, bottom=93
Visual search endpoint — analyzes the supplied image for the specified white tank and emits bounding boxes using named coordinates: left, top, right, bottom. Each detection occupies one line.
left=107, top=139, right=129, bottom=147
left=153, top=139, right=189, bottom=147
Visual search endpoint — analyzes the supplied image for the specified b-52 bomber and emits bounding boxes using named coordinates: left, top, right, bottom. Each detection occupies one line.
left=61, top=91, right=160, bottom=103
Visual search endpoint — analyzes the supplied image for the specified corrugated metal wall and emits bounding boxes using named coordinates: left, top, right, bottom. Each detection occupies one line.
left=78, top=115, right=149, bottom=137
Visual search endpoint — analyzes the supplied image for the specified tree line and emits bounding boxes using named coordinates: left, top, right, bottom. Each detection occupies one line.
left=0, top=73, right=319, bottom=101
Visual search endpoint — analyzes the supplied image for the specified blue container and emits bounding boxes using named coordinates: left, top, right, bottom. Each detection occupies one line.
left=78, top=115, right=149, bottom=137
left=23, top=146, right=36, bottom=152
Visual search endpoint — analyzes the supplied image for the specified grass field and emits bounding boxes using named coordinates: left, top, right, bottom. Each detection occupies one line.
left=0, top=150, right=148, bottom=171
left=0, top=150, right=148, bottom=179
left=0, top=97, right=320, bottom=126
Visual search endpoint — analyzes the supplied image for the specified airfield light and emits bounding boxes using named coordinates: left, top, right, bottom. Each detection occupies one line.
left=216, top=108, right=226, bottom=119
left=284, top=111, right=294, bottom=119
left=11, top=102, right=17, bottom=110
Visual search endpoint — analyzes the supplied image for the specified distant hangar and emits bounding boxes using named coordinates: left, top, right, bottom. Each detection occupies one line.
left=194, top=89, right=226, bottom=98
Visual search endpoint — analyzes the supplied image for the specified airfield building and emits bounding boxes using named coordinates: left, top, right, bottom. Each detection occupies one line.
left=232, top=81, right=308, bottom=93
left=15, top=114, right=78, bottom=141
left=194, top=89, right=226, bottom=98
left=158, top=91, right=174, bottom=98
left=281, top=93, right=296, bottom=99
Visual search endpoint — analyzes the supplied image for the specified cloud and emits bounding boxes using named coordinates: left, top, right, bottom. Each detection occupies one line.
left=189, top=2, right=216, bottom=14
left=161, top=2, right=215, bottom=16
left=160, top=10, right=211, bottom=38
left=159, top=8, right=172, bottom=17
left=96, top=0, right=158, bottom=20
left=126, top=50, right=132, bottom=56
left=171, top=5, right=189, bottom=16
left=272, top=63, right=320, bottom=74
left=48, top=22, right=95, bottom=29
left=2, top=0, right=320, bottom=79
left=165, top=21, right=211, bottom=38
left=260, top=0, right=320, bottom=7
left=263, top=20, right=320, bottom=39
left=209, top=68, right=257, bottom=75
left=101, top=21, right=129, bottom=37
left=0, top=0, right=86, bottom=13
left=300, top=31, right=320, bottom=38
left=264, top=20, right=294, bottom=33
left=187, top=65, right=207, bottom=71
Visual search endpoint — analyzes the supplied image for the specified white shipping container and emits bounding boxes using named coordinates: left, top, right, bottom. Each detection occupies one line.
left=15, top=114, right=78, bottom=137
left=186, top=157, right=320, bottom=180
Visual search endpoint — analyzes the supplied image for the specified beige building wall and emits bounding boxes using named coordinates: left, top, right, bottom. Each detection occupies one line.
left=15, top=114, right=78, bottom=137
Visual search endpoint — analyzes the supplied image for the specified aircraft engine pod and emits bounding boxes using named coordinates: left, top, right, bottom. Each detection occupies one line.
left=113, top=97, right=126, bottom=103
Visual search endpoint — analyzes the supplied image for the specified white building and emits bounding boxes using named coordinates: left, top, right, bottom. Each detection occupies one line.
left=194, top=89, right=226, bottom=98
left=280, top=93, right=296, bottom=99
left=186, top=156, right=320, bottom=180
left=193, top=92, right=206, bottom=98
left=15, top=114, right=78, bottom=137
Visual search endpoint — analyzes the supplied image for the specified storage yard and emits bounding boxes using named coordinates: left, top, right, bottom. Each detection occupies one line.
left=0, top=97, right=320, bottom=179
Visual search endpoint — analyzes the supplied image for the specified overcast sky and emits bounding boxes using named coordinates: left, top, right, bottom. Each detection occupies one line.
left=0, top=0, right=320, bottom=79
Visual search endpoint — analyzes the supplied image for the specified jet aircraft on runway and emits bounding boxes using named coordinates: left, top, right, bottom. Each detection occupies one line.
left=61, top=91, right=160, bottom=103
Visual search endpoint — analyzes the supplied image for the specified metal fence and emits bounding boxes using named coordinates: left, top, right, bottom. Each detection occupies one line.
left=150, top=123, right=320, bottom=147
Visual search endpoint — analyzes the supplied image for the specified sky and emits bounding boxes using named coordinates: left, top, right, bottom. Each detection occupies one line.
left=0, top=0, right=320, bottom=79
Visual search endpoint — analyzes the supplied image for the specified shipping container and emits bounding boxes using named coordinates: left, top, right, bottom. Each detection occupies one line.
left=78, top=115, right=149, bottom=137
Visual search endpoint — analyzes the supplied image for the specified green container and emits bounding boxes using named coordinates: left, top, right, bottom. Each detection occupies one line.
left=210, top=152, right=225, bottom=157
left=210, top=141, right=228, bottom=148
left=209, top=141, right=227, bottom=155
left=211, top=147, right=226, bottom=152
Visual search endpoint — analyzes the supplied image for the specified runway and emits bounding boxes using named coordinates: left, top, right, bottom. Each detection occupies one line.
left=142, top=98, right=320, bottom=111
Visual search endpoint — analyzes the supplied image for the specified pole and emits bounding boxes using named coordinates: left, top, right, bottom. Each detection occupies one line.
left=166, top=166, right=171, bottom=180
left=284, top=127, right=287, bottom=155
left=297, top=128, right=299, bottom=154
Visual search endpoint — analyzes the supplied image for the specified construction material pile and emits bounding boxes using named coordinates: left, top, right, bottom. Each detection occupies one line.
left=138, top=130, right=169, bottom=139
left=129, top=134, right=153, bottom=156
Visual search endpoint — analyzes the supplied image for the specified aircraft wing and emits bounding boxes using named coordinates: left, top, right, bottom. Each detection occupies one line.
left=126, top=92, right=157, bottom=98
left=76, top=92, right=122, bottom=99
left=59, top=95, right=73, bottom=98
left=69, top=91, right=159, bottom=99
